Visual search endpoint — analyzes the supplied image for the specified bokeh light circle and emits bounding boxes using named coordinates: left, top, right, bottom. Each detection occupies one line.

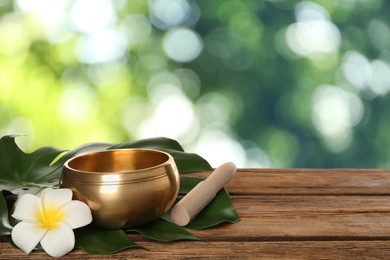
left=163, top=27, right=203, bottom=62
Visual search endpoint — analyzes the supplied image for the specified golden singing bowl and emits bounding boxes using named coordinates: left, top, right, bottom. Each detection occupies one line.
left=60, top=149, right=179, bottom=229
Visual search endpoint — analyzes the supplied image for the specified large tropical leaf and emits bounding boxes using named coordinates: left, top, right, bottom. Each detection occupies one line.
left=75, top=226, right=142, bottom=254
left=0, top=135, right=65, bottom=195
left=52, top=142, right=114, bottom=167
left=127, top=218, right=198, bottom=242
left=109, top=137, right=185, bottom=151
left=0, top=192, right=12, bottom=235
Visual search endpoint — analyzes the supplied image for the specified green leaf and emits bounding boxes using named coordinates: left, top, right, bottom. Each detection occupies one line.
left=126, top=218, right=198, bottom=242
left=179, top=177, right=240, bottom=230
left=75, top=226, right=142, bottom=254
left=0, top=136, right=114, bottom=195
left=52, top=142, right=114, bottom=167
left=179, top=176, right=203, bottom=194
left=0, top=135, right=66, bottom=195
left=109, top=137, right=185, bottom=151
left=0, top=192, right=12, bottom=235
left=109, top=138, right=212, bottom=173
left=162, top=149, right=212, bottom=173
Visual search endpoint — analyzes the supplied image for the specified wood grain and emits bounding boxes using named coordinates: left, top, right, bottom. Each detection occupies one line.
left=2, top=241, right=390, bottom=259
left=191, top=168, right=390, bottom=195
left=2, top=169, right=390, bottom=259
left=190, top=196, right=390, bottom=241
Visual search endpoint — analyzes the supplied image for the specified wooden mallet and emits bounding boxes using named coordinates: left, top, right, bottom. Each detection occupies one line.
left=170, top=162, right=237, bottom=226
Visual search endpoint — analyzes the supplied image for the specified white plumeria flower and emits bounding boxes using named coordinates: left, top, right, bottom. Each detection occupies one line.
left=11, top=188, right=92, bottom=258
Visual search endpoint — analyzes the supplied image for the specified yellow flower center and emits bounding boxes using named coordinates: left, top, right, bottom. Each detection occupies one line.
left=37, top=205, right=64, bottom=229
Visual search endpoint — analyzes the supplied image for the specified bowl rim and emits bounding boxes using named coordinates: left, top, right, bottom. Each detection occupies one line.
left=63, top=148, right=176, bottom=177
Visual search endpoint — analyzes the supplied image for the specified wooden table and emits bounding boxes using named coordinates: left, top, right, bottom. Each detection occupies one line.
left=1, top=168, right=390, bottom=259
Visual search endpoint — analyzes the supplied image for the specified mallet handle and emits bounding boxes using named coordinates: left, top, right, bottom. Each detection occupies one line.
left=170, top=162, right=237, bottom=226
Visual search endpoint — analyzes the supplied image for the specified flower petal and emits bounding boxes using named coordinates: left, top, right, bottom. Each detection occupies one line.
left=40, top=222, right=75, bottom=258
left=60, top=200, right=92, bottom=229
left=11, top=222, right=47, bottom=254
left=12, top=194, right=41, bottom=222
left=41, top=188, right=72, bottom=213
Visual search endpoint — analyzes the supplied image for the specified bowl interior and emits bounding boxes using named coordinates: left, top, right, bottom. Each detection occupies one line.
left=67, top=149, right=170, bottom=173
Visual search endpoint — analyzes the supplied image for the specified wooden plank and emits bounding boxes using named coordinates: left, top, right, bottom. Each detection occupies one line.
left=233, top=195, right=390, bottom=213
left=189, top=169, right=390, bottom=195
left=187, top=196, right=390, bottom=241
left=1, top=241, right=390, bottom=259
left=3, top=169, right=390, bottom=258
left=3, top=195, right=389, bottom=243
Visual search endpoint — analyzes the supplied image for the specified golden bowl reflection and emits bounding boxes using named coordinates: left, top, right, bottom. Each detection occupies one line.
left=60, top=149, right=179, bottom=229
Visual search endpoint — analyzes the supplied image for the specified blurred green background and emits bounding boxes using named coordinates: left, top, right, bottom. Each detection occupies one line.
left=1, top=0, right=390, bottom=168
